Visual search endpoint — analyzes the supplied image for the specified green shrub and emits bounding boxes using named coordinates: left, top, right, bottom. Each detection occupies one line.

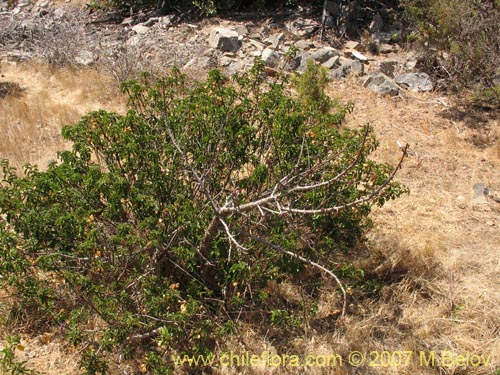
left=0, top=61, right=407, bottom=374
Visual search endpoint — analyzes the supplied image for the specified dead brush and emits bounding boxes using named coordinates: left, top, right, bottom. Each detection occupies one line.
left=0, top=81, right=23, bottom=98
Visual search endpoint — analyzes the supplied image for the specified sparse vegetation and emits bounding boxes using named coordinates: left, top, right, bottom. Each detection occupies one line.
left=404, top=0, right=500, bottom=105
left=0, top=61, right=407, bottom=374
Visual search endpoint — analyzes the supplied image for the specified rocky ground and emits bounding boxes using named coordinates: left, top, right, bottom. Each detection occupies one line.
left=1, top=0, right=433, bottom=95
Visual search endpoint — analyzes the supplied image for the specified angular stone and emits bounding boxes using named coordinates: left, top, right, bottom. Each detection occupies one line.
left=395, top=72, right=433, bottom=92
left=379, top=43, right=399, bottom=54
left=261, top=48, right=280, bottom=68
left=294, top=40, right=315, bottom=50
left=344, top=40, right=360, bottom=50
left=309, top=47, right=340, bottom=63
left=264, top=33, right=284, bottom=49
left=348, top=50, right=369, bottom=62
left=322, top=56, right=340, bottom=69
left=132, top=24, right=150, bottom=34
left=183, top=56, right=217, bottom=71
left=209, top=27, right=240, bottom=52
left=363, top=73, right=400, bottom=96
left=350, top=60, right=364, bottom=76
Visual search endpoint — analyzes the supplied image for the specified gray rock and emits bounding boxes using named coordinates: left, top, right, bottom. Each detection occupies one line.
left=132, top=24, right=150, bottom=34
left=363, top=73, right=400, bottom=96
left=75, top=51, right=95, bottom=66
left=231, top=24, right=248, bottom=37
left=395, top=72, right=433, bottom=92
left=331, top=65, right=350, bottom=79
left=344, top=40, right=360, bottom=50
left=264, top=33, right=284, bottom=49
left=286, top=18, right=318, bottom=38
left=379, top=43, right=399, bottom=54
left=350, top=60, right=364, bottom=76
left=261, top=48, right=280, bottom=68
left=36, top=1, right=49, bottom=9
left=183, top=56, right=217, bottom=71
left=380, top=61, right=398, bottom=78
left=348, top=50, right=369, bottom=62
left=471, top=183, right=490, bottom=204
left=209, top=27, right=240, bottom=52
left=294, top=40, right=315, bottom=50
left=329, top=57, right=364, bottom=78
left=53, top=8, right=65, bottom=18
left=321, top=56, right=340, bottom=69
left=309, top=47, right=340, bottom=63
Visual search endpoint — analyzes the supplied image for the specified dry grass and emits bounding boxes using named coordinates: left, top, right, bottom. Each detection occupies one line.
left=1, top=64, right=499, bottom=375
left=0, top=61, right=125, bottom=170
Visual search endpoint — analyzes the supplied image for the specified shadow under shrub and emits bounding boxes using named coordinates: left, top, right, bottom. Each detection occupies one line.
left=0, top=61, right=407, bottom=374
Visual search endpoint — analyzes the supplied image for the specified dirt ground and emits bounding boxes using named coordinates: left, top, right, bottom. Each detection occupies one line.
left=0, top=59, right=498, bottom=375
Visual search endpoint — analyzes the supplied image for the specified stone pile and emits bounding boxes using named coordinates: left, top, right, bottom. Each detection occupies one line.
left=0, top=2, right=434, bottom=96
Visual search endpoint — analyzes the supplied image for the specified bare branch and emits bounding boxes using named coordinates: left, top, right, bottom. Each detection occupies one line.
left=238, top=228, right=347, bottom=318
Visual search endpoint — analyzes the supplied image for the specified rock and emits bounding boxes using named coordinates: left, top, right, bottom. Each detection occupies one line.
left=298, top=48, right=341, bottom=71
left=471, top=183, right=490, bottom=205
left=183, top=56, right=217, bottom=71
left=370, top=13, right=384, bottom=33
left=36, top=0, right=49, bottom=8
left=219, top=56, right=234, bottom=67
left=379, top=43, right=399, bottom=54
left=231, top=24, right=248, bottom=37
left=264, top=33, right=284, bottom=49
left=350, top=60, right=364, bottom=76
left=330, top=57, right=364, bottom=78
left=321, top=56, right=340, bottom=69
left=363, top=73, right=400, bottom=96
left=380, top=61, right=397, bottom=78
left=53, top=8, right=65, bottom=18
left=344, top=40, right=360, bottom=50
left=309, top=47, right=340, bottom=63
left=395, top=72, right=433, bottom=92
left=209, top=27, right=241, bottom=52
left=261, top=48, right=280, bottom=68
left=127, top=34, right=142, bottom=48
left=248, top=38, right=266, bottom=50
left=132, top=24, right=150, bottom=34
left=294, top=40, right=315, bottom=50
left=347, top=50, right=369, bottom=62
left=286, top=18, right=318, bottom=38
left=75, top=51, right=95, bottom=66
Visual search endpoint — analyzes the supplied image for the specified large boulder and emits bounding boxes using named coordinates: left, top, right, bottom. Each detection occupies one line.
left=209, top=27, right=241, bottom=52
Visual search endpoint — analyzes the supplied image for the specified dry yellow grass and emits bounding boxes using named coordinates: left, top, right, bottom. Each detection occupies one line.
left=1, top=64, right=498, bottom=375
left=0, top=61, right=125, bottom=170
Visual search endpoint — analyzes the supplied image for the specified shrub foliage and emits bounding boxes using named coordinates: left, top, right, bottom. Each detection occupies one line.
left=404, top=0, right=500, bottom=103
left=0, top=62, right=407, bottom=374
